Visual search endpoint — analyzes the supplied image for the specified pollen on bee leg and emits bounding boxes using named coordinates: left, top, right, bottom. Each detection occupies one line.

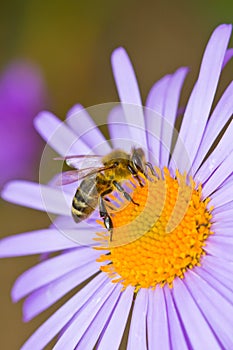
left=95, top=167, right=214, bottom=291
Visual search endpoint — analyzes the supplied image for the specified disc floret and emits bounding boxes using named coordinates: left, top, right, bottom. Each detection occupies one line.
left=96, top=167, right=213, bottom=290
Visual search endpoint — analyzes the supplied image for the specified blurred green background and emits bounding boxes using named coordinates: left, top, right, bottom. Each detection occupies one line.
left=0, top=0, right=232, bottom=348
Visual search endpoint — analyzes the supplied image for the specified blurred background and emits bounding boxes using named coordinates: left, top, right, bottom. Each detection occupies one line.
left=0, top=0, right=232, bottom=348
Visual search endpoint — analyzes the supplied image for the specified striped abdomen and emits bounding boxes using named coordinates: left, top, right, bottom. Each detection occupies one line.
left=72, top=175, right=99, bottom=223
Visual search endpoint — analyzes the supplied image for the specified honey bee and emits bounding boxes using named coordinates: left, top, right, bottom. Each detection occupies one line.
left=58, top=148, right=154, bottom=240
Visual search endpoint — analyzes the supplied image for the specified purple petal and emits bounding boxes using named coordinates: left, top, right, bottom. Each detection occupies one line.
left=0, top=229, right=77, bottom=257
left=185, top=270, right=233, bottom=349
left=34, top=111, right=91, bottom=156
left=0, top=62, right=46, bottom=187
left=66, top=104, right=111, bottom=155
left=223, top=48, right=233, bottom=67
left=53, top=282, right=119, bottom=350
left=12, top=247, right=99, bottom=301
left=160, top=67, right=189, bottom=167
left=205, top=235, right=233, bottom=261
left=195, top=265, right=233, bottom=303
left=164, top=286, right=188, bottom=350
left=172, top=277, right=221, bottom=349
left=52, top=214, right=102, bottom=235
left=111, top=48, right=148, bottom=151
left=145, top=75, right=170, bottom=164
left=53, top=226, right=102, bottom=247
left=77, top=284, right=122, bottom=349
left=202, top=255, right=233, bottom=291
left=172, top=24, right=232, bottom=174
left=147, top=288, right=170, bottom=350
left=0, top=62, right=45, bottom=114
left=194, top=120, right=233, bottom=185
left=192, top=81, right=233, bottom=173
left=201, top=150, right=233, bottom=198
left=97, top=286, right=134, bottom=350
left=108, top=105, right=135, bottom=152
left=1, top=180, right=71, bottom=216
left=211, top=221, right=233, bottom=230
left=20, top=273, right=108, bottom=350
left=210, top=178, right=233, bottom=208
left=111, top=47, right=142, bottom=105
left=146, top=74, right=171, bottom=113
left=213, top=207, right=233, bottom=220
left=23, top=261, right=99, bottom=321
left=127, top=289, right=148, bottom=350
left=211, top=224, right=233, bottom=237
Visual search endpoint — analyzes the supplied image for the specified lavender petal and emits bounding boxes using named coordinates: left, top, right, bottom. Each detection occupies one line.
left=1, top=180, right=71, bottom=216
left=201, top=150, right=233, bottom=198
left=108, top=105, right=135, bottom=152
left=172, top=277, right=221, bottom=349
left=127, top=289, right=148, bottom=350
left=147, top=288, right=170, bottom=350
left=20, top=273, right=108, bottom=350
left=66, top=104, right=112, bottom=155
left=34, top=111, right=91, bottom=156
left=164, top=286, right=188, bottom=350
left=12, top=247, right=99, bottom=301
left=205, top=235, right=233, bottom=261
left=185, top=270, right=233, bottom=349
left=111, top=48, right=148, bottom=152
left=77, top=284, right=122, bottom=349
left=192, top=81, right=233, bottom=173
left=202, top=255, right=233, bottom=292
left=210, top=177, right=233, bottom=208
left=172, top=24, right=232, bottom=174
left=195, top=120, right=233, bottom=185
left=145, top=74, right=170, bottom=165
left=222, top=48, right=233, bottom=67
left=23, top=261, right=99, bottom=321
left=160, top=67, right=188, bottom=168
left=0, top=229, right=77, bottom=257
left=97, top=286, right=134, bottom=350
left=53, top=283, right=120, bottom=350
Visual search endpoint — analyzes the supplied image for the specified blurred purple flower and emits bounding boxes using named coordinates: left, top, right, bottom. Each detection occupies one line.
left=0, top=61, right=46, bottom=187
left=1, top=24, right=233, bottom=349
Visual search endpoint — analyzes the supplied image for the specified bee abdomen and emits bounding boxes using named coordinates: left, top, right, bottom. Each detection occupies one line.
left=71, top=180, right=98, bottom=223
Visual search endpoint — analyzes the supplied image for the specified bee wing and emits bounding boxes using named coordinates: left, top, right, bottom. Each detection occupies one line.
left=56, top=168, right=97, bottom=186
left=56, top=164, right=113, bottom=186
left=54, top=154, right=103, bottom=170
left=56, top=170, right=81, bottom=186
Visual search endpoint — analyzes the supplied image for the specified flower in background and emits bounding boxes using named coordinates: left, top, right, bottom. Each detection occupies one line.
left=1, top=24, right=233, bottom=349
left=0, top=61, right=46, bottom=187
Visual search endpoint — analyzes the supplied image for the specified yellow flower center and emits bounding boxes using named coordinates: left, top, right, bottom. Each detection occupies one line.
left=95, top=167, right=213, bottom=291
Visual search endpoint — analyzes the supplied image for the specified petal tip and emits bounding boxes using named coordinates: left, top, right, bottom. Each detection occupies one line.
left=33, top=110, right=54, bottom=128
left=111, top=46, right=128, bottom=62
left=22, top=304, right=33, bottom=323
left=66, top=103, right=83, bottom=119
left=11, top=286, right=20, bottom=303
left=214, top=23, right=232, bottom=37
left=1, top=181, right=18, bottom=202
left=0, top=237, right=10, bottom=258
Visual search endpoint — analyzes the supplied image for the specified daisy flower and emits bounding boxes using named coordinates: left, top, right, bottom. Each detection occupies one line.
left=0, top=61, right=46, bottom=187
left=1, top=23, right=233, bottom=349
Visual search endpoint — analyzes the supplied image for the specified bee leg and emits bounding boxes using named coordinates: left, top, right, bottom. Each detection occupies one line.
left=103, top=197, right=115, bottom=211
left=146, top=162, right=157, bottom=177
left=99, top=196, right=113, bottom=241
left=113, top=180, right=139, bottom=206
left=127, top=164, right=144, bottom=187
